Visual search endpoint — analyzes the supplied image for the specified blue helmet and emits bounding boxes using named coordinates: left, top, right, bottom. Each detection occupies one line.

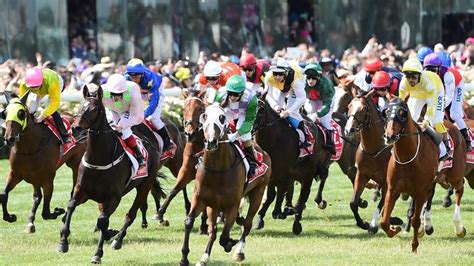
left=436, top=51, right=451, bottom=68
left=416, top=46, right=433, bottom=62
left=126, top=58, right=146, bottom=74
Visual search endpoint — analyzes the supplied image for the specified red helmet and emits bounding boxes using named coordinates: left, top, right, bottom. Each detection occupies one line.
left=240, top=53, right=257, bottom=67
left=371, top=71, right=390, bottom=88
left=364, top=58, right=383, bottom=72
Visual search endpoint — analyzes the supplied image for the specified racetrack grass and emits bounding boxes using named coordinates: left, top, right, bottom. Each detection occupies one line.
left=1, top=159, right=474, bottom=265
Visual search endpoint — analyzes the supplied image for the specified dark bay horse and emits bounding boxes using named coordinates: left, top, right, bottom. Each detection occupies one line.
left=57, top=85, right=162, bottom=263
left=345, top=93, right=402, bottom=233
left=180, top=104, right=271, bottom=265
left=382, top=96, right=466, bottom=253
left=253, top=99, right=330, bottom=235
left=1, top=92, right=86, bottom=233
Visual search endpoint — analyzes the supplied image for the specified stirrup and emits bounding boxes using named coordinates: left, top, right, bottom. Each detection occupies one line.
left=439, top=153, right=452, bottom=162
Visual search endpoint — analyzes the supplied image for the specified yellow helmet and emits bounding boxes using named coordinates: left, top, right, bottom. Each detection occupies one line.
left=402, top=58, right=423, bottom=74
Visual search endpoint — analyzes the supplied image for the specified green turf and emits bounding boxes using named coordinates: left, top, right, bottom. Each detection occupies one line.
left=0, top=159, right=473, bottom=265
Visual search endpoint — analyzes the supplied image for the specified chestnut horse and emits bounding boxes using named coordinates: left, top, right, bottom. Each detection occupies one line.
left=345, top=93, right=402, bottom=233
left=253, top=99, right=330, bottom=235
left=57, top=85, right=162, bottom=263
left=382, top=96, right=466, bottom=253
left=180, top=104, right=271, bottom=265
left=1, top=92, right=86, bottom=233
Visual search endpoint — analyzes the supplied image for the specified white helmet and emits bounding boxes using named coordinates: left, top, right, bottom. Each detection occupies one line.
left=203, top=60, right=222, bottom=77
left=270, top=57, right=289, bottom=73
left=104, top=73, right=127, bottom=93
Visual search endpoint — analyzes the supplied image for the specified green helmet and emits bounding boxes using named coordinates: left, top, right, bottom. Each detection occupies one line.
left=225, top=74, right=246, bottom=93
left=304, top=63, right=323, bottom=76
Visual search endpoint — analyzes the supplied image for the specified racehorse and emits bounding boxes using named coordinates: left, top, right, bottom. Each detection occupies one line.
left=0, top=92, right=86, bottom=233
left=253, top=99, right=330, bottom=235
left=180, top=104, right=271, bottom=265
left=345, top=93, right=402, bottom=233
left=382, top=96, right=466, bottom=253
left=57, top=85, right=162, bottom=263
left=333, top=80, right=357, bottom=114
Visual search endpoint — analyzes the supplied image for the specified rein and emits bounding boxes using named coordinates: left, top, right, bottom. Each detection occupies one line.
left=201, top=142, right=242, bottom=174
left=392, top=127, right=421, bottom=165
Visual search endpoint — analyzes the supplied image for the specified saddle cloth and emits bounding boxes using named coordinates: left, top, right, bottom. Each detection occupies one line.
left=467, top=129, right=474, bottom=165
left=235, top=142, right=269, bottom=184
left=316, top=119, right=344, bottom=161
left=143, top=119, right=177, bottom=161
left=296, top=125, right=316, bottom=158
left=43, top=117, right=76, bottom=155
left=438, top=134, right=455, bottom=171
left=117, top=135, right=149, bottom=181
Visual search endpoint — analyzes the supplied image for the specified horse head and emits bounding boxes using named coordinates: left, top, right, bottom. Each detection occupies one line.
left=345, top=92, right=374, bottom=138
left=182, top=95, right=205, bottom=142
left=334, top=80, right=356, bottom=114
left=75, top=83, right=106, bottom=131
left=384, top=95, right=411, bottom=145
left=3, top=92, right=32, bottom=147
left=253, top=99, right=280, bottom=133
left=201, top=104, right=228, bottom=151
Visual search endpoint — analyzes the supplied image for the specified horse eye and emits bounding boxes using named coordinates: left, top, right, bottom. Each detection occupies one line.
left=219, top=114, right=226, bottom=124
left=397, top=109, right=405, bottom=117
left=17, top=109, right=26, bottom=120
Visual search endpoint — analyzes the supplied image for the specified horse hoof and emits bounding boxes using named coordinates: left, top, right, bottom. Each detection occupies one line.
left=255, top=219, right=264, bottom=230
left=292, top=222, right=302, bottom=235
left=271, top=211, right=279, bottom=219
left=401, top=193, right=409, bottom=201
left=277, top=212, right=287, bottom=220
left=160, top=220, right=170, bottom=227
left=91, top=255, right=101, bottom=264
left=233, top=252, right=245, bottom=262
left=105, top=229, right=119, bottom=241
left=4, top=214, right=17, bottom=223
left=57, top=242, right=69, bottom=253
left=457, top=227, right=467, bottom=238
left=442, top=198, right=452, bottom=208
left=389, top=217, right=404, bottom=226
left=179, top=260, right=189, bottom=266
left=141, top=222, right=148, bottom=229
left=358, top=222, right=369, bottom=230
left=111, top=239, right=122, bottom=250
left=236, top=216, right=245, bottom=226
left=368, top=225, right=379, bottom=235
left=425, top=226, right=434, bottom=235
left=24, top=224, right=36, bottom=234
left=358, top=199, right=368, bottom=209
left=318, top=200, right=327, bottom=209
left=284, top=206, right=295, bottom=216
left=198, top=253, right=210, bottom=265
left=54, top=207, right=66, bottom=216
left=153, top=214, right=160, bottom=221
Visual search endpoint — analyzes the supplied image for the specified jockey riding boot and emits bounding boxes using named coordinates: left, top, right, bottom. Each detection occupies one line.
left=297, top=122, right=311, bottom=148
left=244, top=146, right=258, bottom=176
left=156, top=127, right=172, bottom=151
left=440, top=137, right=452, bottom=161
left=124, top=135, right=145, bottom=167
left=52, top=112, right=71, bottom=144
left=325, top=129, right=336, bottom=155
left=460, top=128, right=472, bottom=152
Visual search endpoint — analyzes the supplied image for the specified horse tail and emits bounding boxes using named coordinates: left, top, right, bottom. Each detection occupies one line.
left=154, top=171, right=168, bottom=199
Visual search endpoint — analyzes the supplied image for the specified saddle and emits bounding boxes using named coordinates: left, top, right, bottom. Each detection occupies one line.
left=234, top=141, right=269, bottom=184
left=117, top=135, right=149, bottom=181
left=315, top=119, right=344, bottom=161
left=43, top=117, right=76, bottom=155
left=143, top=119, right=177, bottom=160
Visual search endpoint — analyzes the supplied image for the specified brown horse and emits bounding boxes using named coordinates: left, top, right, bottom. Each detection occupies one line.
left=180, top=104, right=271, bottom=265
left=57, top=85, right=162, bottom=263
left=334, top=80, right=357, bottom=114
left=345, top=93, right=402, bottom=233
left=253, top=99, right=330, bottom=235
left=0, top=92, right=85, bottom=233
left=382, top=96, right=466, bottom=253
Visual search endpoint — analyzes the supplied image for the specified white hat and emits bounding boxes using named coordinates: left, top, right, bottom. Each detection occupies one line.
left=270, top=57, right=289, bottom=73
left=203, top=60, right=222, bottom=77
left=103, top=73, right=126, bottom=93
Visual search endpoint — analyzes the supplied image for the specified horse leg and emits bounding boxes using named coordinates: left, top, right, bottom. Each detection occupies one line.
left=180, top=200, right=206, bottom=266
left=380, top=187, right=401, bottom=238
left=0, top=171, right=22, bottom=222
left=411, top=197, right=425, bottom=253
left=423, top=185, right=436, bottom=235
left=314, top=167, right=329, bottom=209
left=158, top=168, right=194, bottom=225
left=283, top=181, right=295, bottom=216
left=91, top=200, right=121, bottom=264
left=256, top=184, right=276, bottom=230
left=199, top=208, right=218, bottom=265
left=404, top=198, right=414, bottom=233
left=182, top=186, right=191, bottom=214
left=453, top=185, right=466, bottom=237
left=57, top=189, right=88, bottom=254
left=139, top=201, right=148, bottom=229
left=272, top=182, right=287, bottom=219
left=293, top=176, right=314, bottom=235
left=338, top=157, right=367, bottom=208
left=24, top=186, right=42, bottom=234
left=349, top=171, right=370, bottom=230
left=41, top=176, right=65, bottom=220
left=219, top=207, right=239, bottom=253
left=443, top=185, right=454, bottom=208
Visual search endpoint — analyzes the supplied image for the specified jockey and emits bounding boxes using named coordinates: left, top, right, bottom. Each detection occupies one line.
left=125, top=58, right=174, bottom=156
left=436, top=51, right=471, bottom=151
left=354, top=58, right=402, bottom=94
left=303, top=63, right=336, bottom=154
left=399, top=58, right=450, bottom=161
left=213, top=75, right=258, bottom=176
left=19, top=67, right=71, bottom=144
left=199, top=60, right=244, bottom=104
left=370, top=71, right=397, bottom=112
left=239, top=52, right=269, bottom=93
left=103, top=74, right=145, bottom=167
left=264, top=57, right=311, bottom=147
left=416, top=46, right=434, bottom=64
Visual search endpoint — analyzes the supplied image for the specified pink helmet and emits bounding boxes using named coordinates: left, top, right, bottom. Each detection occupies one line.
left=25, top=67, right=44, bottom=87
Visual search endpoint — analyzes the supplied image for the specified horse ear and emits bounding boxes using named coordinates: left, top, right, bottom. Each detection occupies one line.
left=83, top=84, right=90, bottom=99
left=20, top=91, right=30, bottom=105
left=97, top=86, right=103, bottom=100
left=386, top=92, right=394, bottom=102
left=403, top=93, right=410, bottom=103
left=181, top=88, right=190, bottom=99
